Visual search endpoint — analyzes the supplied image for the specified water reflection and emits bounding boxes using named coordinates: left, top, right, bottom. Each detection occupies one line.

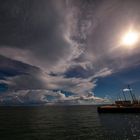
left=99, top=113, right=140, bottom=140
left=0, top=106, right=140, bottom=140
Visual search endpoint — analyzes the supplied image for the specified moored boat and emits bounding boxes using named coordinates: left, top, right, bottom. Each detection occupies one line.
left=98, top=85, right=140, bottom=113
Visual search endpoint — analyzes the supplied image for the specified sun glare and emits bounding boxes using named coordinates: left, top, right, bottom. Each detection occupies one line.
left=121, top=31, right=139, bottom=47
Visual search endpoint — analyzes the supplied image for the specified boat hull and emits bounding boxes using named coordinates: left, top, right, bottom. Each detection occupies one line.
left=97, top=106, right=140, bottom=113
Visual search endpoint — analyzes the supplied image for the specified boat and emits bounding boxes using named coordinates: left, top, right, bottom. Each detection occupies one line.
left=97, top=85, right=140, bottom=113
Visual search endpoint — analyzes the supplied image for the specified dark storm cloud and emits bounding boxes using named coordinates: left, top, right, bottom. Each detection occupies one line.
left=0, top=0, right=76, bottom=69
left=0, top=0, right=64, bottom=46
left=0, top=55, right=47, bottom=90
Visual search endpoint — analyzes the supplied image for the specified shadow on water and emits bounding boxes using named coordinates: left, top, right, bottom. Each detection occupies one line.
left=98, top=113, right=140, bottom=140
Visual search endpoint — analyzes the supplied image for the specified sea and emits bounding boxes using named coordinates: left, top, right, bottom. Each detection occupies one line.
left=0, top=105, right=140, bottom=140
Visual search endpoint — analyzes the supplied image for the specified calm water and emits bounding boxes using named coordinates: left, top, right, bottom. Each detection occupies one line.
left=0, top=106, right=140, bottom=140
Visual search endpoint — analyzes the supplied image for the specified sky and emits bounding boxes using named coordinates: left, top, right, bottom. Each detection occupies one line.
left=0, top=0, right=140, bottom=105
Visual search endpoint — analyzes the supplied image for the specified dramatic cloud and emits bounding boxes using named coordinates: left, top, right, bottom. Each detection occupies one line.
left=0, top=0, right=140, bottom=105
left=0, top=90, right=109, bottom=105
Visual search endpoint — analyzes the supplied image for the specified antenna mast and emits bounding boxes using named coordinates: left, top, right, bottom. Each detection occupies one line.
left=128, top=85, right=136, bottom=102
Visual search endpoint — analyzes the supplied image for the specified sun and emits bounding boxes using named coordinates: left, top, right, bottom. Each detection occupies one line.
left=121, top=31, right=139, bottom=47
